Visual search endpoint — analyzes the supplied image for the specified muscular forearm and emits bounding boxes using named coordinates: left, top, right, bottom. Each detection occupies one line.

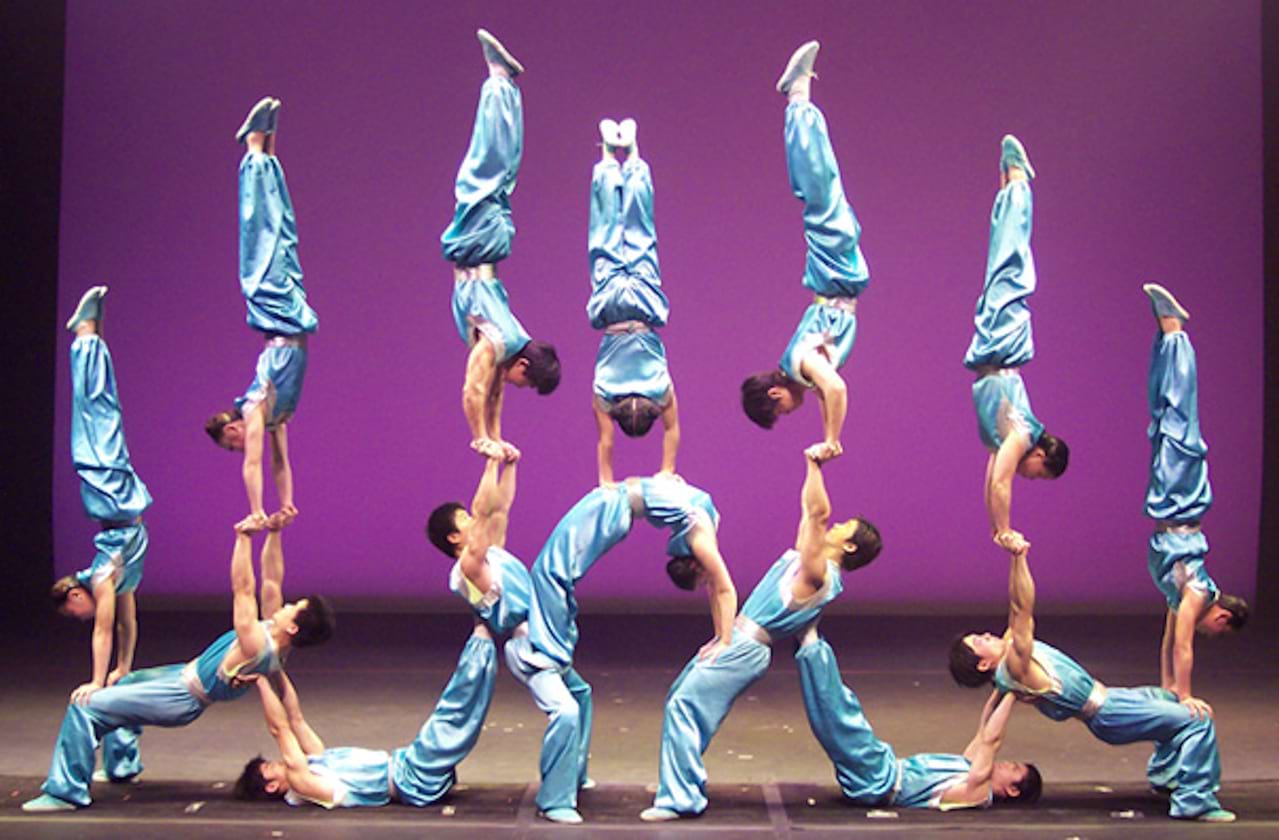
left=708, top=579, right=738, bottom=646
left=90, top=622, right=113, bottom=687
left=818, top=379, right=847, bottom=446
left=1008, top=551, right=1035, bottom=627
left=801, top=458, right=831, bottom=521
left=114, top=596, right=137, bottom=674
left=270, top=437, right=294, bottom=510
left=1172, top=643, right=1195, bottom=701
left=242, top=453, right=265, bottom=515
left=989, top=479, right=1013, bottom=536
left=660, top=418, right=679, bottom=475
left=463, top=381, right=489, bottom=440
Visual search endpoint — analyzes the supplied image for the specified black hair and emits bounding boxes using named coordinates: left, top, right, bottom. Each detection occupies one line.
left=1037, top=432, right=1069, bottom=478
left=515, top=340, right=561, bottom=395
left=204, top=407, right=243, bottom=445
left=50, top=575, right=86, bottom=607
left=611, top=395, right=663, bottom=438
left=740, top=370, right=790, bottom=429
left=1013, top=764, right=1043, bottom=804
left=1218, top=594, right=1249, bottom=630
left=948, top=633, right=992, bottom=687
left=426, top=502, right=466, bottom=558
left=842, top=517, right=883, bottom=571
left=233, top=756, right=284, bottom=801
left=666, top=555, right=702, bottom=591
left=292, top=595, right=335, bottom=648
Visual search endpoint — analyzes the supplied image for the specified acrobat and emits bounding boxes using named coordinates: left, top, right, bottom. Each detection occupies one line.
left=740, top=41, right=865, bottom=463
left=589, top=118, right=680, bottom=484
left=55, top=287, right=153, bottom=712
left=1140, top=284, right=1247, bottom=714
left=640, top=451, right=882, bottom=820
left=948, top=546, right=1234, bottom=822
left=513, top=475, right=737, bottom=823
left=442, top=30, right=560, bottom=461
left=23, top=518, right=334, bottom=812
left=206, top=97, right=317, bottom=531
left=962, top=134, right=1068, bottom=555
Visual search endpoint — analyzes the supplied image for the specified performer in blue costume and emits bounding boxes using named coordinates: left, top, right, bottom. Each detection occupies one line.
left=741, top=41, right=866, bottom=464
left=641, top=452, right=882, bottom=821
left=206, top=97, right=317, bottom=531
left=23, top=518, right=334, bottom=812
left=518, top=476, right=737, bottom=824
left=962, top=134, right=1068, bottom=557
left=1139, top=284, right=1246, bottom=717
left=589, top=118, right=680, bottom=485
left=948, top=546, right=1235, bottom=822
left=443, top=30, right=560, bottom=462
left=799, top=641, right=1038, bottom=809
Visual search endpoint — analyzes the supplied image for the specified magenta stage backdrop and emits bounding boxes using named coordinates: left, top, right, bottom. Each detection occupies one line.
left=54, top=1, right=1262, bottom=609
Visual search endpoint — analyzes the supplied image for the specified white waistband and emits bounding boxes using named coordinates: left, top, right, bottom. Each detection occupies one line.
left=973, top=365, right=1020, bottom=378
left=1157, top=521, right=1202, bottom=534
left=887, top=758, right=904, bottom=805
left=180, top=662, right=212, bottom=706
left=387, top=755, right=399, bottom=802
left=265, top=335, right=306, bottom=349
left=735, top=615, right=773, bottom=646
left=1078, top=680, right=1108, bottom=720
left=604, top=320, right=652, bottom=335
left=814, top=294, right=858, bottom=313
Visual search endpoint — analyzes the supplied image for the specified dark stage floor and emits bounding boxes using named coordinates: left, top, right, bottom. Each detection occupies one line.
left=3, top=610, right=1276, bottom=838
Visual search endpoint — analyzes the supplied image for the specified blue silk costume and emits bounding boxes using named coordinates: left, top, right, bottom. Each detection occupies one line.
left=653, top=551, right=843, bottom=815
left=777, top=101, right=867, bottom=388
left=797, top=638, right=982, bottom=809
left=237, top=150, right=316, bottom=427
left=1145, top=331, right=1218, bottom=611
left=965, top=179, right=1042, bottom=451
left=588, top=157, right=672, bottom=407
left=41, top=623, right=281, bottom=806
left=994, top=639, right=1223, bottom=818
left=442, top=78, right=533, bottom=368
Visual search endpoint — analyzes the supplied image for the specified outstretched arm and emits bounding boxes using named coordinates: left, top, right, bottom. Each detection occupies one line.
left=259, top=522, right=285, bottom=619
left=1170, top=591, right=1213, bottom=717
left=658, top=389, right=681, bottom=478
left=241, top=404, right=268, bottom=524
left=109, top=590, right=137, bottom=685
left=988, top=435, right=1030, bottom=553
left=594, top=402, right=616, bottom=486
left=71, top=580, right=118, bottom=704
left=802, top=351, right=846, bottom=459
left=689, top=528, right=737, bottom=661
left=1005, top=549, right=1049, bottom=691
left=485, top=364, right=506, bottom=442
left=269, top=425, right=297, bottom=523
left=256, top=677, right=332, bottom=803
left=1159, top=609, right=1176, bottom=691
left=272, top=672, right=325, bottom=755
left=943, top=690, right=1018, bottom=807
left=460, top=456, right=504, bottom=587
left=793, top=455, right=833, bottom=595
left=489, top=457, right=518, bottom=549
left=463, top=338, right=498, bottom=450
left=231, top=528, right=264, bottom=660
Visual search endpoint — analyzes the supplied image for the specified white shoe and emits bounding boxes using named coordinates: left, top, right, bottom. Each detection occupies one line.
left=776, top=40, right=819, bottom=94
left=22, top=794, right=78, bottom=813
left=599, top=119, right=621, bottom=147
left=65, top=285, right=108, bottom=331
left=541, top=807, right=583, bottom=824
left=1142, top=283, right=1191, bottom=322
left=616, top=118, right=637, bottom=151
left=92, top=769, right=140, bottom=785
left=580, top=777, right=597, bottom=791
left=478, top=28, right=524, bottom=77
left=640, top=806, right=681, bottom=822
left=235, top=96, right=275, bottom=143
left=1000, top=134, right=1036, bottom=180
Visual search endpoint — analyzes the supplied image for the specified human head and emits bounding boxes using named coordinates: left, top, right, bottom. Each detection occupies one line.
left=825, top=517, right=883, bottom=572
left=948, top=632, right=1004, bottom=687
left=505, top=340, right=561, bottom=395
left=992, top=761, right=1042, bottom=804
left=426, top=502, right=468, bottom=559
left=51, top=576, right=95, bottom=620
left=609, top=395, right=663, bottom=437
left=666, top=555, right=704, bottom=591
left=234, top=756, right=287, bottom=801
left=1198, top=594, right=1249, bottom=636
left=1017, top=432, right=1069, bottom=480
left=271, top=595, right=335, bottom=649
left=205, top=408, right=245, bottom=451
left=740, top=370, right=803, bottom=429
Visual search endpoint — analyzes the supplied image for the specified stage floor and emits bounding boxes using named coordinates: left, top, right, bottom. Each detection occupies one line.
left=3, top=611, right=1275, bottom=838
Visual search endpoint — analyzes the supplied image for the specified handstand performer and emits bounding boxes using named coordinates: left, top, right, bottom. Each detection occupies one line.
left=207, top=97, right=317, bottom=531
left=740, top=41, right=867, bottom=463
left=1140, top=284, right=1247, bottom=715
left=589, top=117, right=679, bottom=485
left=963, top=134, right=1068, bottom=556
left=442, top=30, right=560, bottom=461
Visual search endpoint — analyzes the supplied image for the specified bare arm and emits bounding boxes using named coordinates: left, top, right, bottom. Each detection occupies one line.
left=71, top=581, right=118, bottom=703
left=801, top=351, right=847, bottom=455
left=110, top=590, right=137, bottom=682
left=594, top=402, right=616, bottom=486
left=274, top=672, right=325, bottom=755
left=989, top=435, right=1031, bottom=551
left=269, top=425, right=296, bottom=521
left=944, top=690, right=1017, bottom=807
left=1005, top=549, right=1050, bottom=691
left=983, top=453, right=996, bottom=536
left=241, top=404, right=268, bottom=520
left=259, top=525, right=285, bottom=619
left=689, top=528, right=737, bottom=654
left=793, top=456, right=833, bottom=597
left=460, top=457, right=503, bottom=587
left=658, top=389, right=680, bottom=477
left=231, top=529, right=264, bottom=660
left=256, top=678, right=333, bottom=804
left=489, top=459, right=517, bottom=549
left=1171, top=590, right=1212, bottom=716
left=463, top=338, right=498, bottom=445
left=485, top=364, right=505, bottom=442
left=1159, top=609, right=1176, bottom=691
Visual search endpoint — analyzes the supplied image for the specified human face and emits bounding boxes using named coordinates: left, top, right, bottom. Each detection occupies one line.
left=1016, top=449, right=1052, bottom=480
left=271, top=598, right=310, bottom=634
left=261, top=759, right=290, bottom=794
left=59, top=588, right=96, bottom=621
left=825, top=518, right=861, bottom=554
left=964, top=632, right=1004, bottom=668
left=991, top=760, right=1028, bottom=799
left=452, top=508, right=476, bottom=552
left=504, top=359, right=532, bottom=388
left=219, top=419, right=247, bottom=452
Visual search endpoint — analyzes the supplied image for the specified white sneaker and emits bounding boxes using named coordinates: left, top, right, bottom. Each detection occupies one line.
left=1142, top=283, right=1191, bottom=322
left=477, top=29, right=524, bottom=77
left=776, top=40, right=819, bottom=94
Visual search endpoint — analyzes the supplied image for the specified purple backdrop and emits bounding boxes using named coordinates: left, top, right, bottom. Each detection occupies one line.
left=54, top=1, right=1262, bottom=609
